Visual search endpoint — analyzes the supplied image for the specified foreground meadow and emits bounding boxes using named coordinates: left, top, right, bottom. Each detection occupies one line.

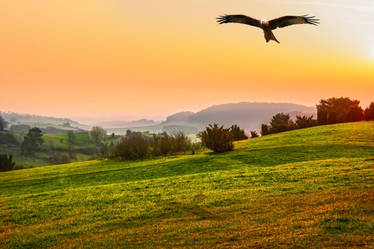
left=1, top=122, right=374, bottom=248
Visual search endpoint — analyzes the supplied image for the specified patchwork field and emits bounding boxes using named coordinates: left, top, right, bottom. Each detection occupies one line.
left=0, top=122, right=373, bottom=248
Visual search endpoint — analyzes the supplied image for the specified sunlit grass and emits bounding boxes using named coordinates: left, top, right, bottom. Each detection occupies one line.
left=1, top=122, right=374, bottom=248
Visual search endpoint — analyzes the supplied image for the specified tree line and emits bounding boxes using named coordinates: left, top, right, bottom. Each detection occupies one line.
left=1, top=96, right=374, bottom=171
left=261, top=97, right=374, bottom=136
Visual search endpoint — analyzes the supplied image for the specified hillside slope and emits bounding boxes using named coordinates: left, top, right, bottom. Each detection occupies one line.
left=0, top=122, right=374, bottom=248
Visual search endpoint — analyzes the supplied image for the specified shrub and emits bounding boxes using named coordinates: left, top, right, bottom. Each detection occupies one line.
left=295, top=115, right=318, bottom=129
left=0, top=154, right=16, bottom=172
left=250, top=131, right=259, bottom=138
left=152, top=132, right=192, bottom=156
left=269, top=113, right=294, bottom=134
left=200, top=124, right=233, bottom=153
left=229, top=125, right=248, bottom=141
left=261, top=124, right=269, bottom=136
left=112, top=132, right=150, bottom=160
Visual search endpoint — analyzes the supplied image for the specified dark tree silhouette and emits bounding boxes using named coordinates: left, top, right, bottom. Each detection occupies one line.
left=0, top=154, right=16, bottom=172
left=261, top=124, right=269, bottom=136
left=200, top=124, right=233, bottom=153
left=21, top=127, right=44, bottom=155
left=269, top=113, right=294, bottom=134
left=317, top=97, right=364, bottom=124
left=365, top=102, right=374, bottom=121
left=0, top=115, right=8, bottom=131
left=295, top=115, right=318, bottom=129
left=229, top=125, right=248, bottom=141
left=250, top=131, right=259, bottom=138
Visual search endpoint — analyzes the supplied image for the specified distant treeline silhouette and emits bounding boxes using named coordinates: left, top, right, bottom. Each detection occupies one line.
left=261, top=97, right=374, bottom=136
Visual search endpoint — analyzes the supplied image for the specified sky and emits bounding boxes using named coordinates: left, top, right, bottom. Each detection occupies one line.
left=1, top=0, right=373, bottom=121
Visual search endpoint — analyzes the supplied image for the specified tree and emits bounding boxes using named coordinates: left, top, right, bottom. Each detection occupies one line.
left=21, top=128, right=43, bottom=155
left=269, top=113, right=294, bottom=134
left=66, top=131, right=76, bottom=158
left=112, top=132, right=150, bottom=160
left=365, top=102, right=374, bottom=121
left=200, top=124, right=233, bottom=153
left=250, top=131, right=259, bottom=138
left=261, top=124, right=269, bottom=136
left=89, top=126, right=106, bottom=146
left=0, top=154, right=16, bottom=172
left=295, top=115, right=318, bottom=129
left=0, top=115, right=8, bottom=131
left=316, top=97, right=364, bottom=125
left=229, top=125, right=248, bottom=141
left=347, top=105, right=364, bottom=122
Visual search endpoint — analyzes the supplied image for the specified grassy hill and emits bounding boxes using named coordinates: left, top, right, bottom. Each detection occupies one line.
left=1, top=132, right=119, bottom=168
left=0, top=122, right=373, bottom=248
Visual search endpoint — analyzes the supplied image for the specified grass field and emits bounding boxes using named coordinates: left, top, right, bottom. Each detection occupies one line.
left=2, top=132, right=118, bottom=168
left=0, top=122, right=374, bottom=248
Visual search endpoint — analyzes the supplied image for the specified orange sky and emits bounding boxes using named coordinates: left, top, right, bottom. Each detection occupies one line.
left=1, top=0, right=373, bottom=121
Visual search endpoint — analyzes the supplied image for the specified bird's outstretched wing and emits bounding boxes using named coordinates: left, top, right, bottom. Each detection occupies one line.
left=269, top=15, right=319, bottom=30
left=216, top=15, right=261, bottom=28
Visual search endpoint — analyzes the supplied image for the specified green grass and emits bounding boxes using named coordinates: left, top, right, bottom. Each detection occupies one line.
left=2, top=132, right=119, bottom=168
left=1, top=122, right=374, bottom=248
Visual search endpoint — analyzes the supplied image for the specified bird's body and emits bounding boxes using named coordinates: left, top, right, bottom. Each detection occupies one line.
left=260, top=19, right=279, bottom=43
left=217, top=14, right=319, bottom=44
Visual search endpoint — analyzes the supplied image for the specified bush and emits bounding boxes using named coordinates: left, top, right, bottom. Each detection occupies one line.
left=250, top=131, right=259, bottom=138
left=261, top=124, right=269, bottom=136
left=269, top=113, right=294, bottom=134
left=153, top=132, right=192, bottom=156
left=295, top=115, right=318, bottom=129
left=229, top=125, right=248, bottom=141
left=200, top=124, right=233, bottom=153
left=0, top=154, right=16, bottom=172
left=112, top=132, right=150, bottom=160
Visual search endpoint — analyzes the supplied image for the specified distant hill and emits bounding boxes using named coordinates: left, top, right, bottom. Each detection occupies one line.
left=95, top=119, right=158, bottom=129
left=107, top=102, right=315, bottom=135
left=0, top=112, right=90, bottom=133
left=187, top=102, right=315, bottom=130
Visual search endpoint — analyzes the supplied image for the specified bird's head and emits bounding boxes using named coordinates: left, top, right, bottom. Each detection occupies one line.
left=260, top=19, right=268, bottom=25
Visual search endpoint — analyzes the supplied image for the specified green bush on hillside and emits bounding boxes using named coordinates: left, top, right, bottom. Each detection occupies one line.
left=110, top=131, right=193, bottom=160
left=229, top=125, right=248, bottom=141
left=200, top=124, right=233, bottom=153
left=153, top=132, right=192, bottom=156
left=111, top=132, right=151, bottom=160
left=295, top=115, right=318, bottom=129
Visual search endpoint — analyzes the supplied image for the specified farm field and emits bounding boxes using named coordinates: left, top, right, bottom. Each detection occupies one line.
left=0, top=122, right=374, bottom=248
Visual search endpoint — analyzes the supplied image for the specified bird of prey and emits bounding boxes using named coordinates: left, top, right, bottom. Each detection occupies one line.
left=216, top=14, right=319, bottom=43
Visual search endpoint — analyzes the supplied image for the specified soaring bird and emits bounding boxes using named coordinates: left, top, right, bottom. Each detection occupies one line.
left=216, top=14, right=319, bottom=43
